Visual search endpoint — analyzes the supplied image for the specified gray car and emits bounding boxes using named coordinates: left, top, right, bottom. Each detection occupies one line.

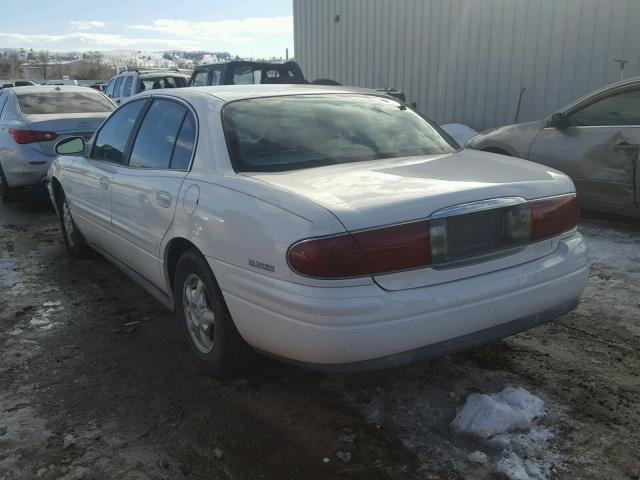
left=467, top=77, right=640, bottom=219
left=0, top=85, right=115, bottom=202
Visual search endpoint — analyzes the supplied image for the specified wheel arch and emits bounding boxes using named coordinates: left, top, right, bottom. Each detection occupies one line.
left=50, top=176, right=64, bottom=213
left=164, top=237, right=206, bottom=292
left=482, top=147, right=513, bottom=157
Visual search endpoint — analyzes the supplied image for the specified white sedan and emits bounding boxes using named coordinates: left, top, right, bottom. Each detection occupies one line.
left=47, top=85, right=588, bottom=375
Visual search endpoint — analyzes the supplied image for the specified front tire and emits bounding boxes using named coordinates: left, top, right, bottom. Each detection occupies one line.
left=59, top=193, right=92, bottom=259
left=173, top=250, right=250, bottom=377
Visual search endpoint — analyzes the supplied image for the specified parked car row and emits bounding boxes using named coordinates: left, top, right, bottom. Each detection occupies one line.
left=4, top=66, right=637, bottom=376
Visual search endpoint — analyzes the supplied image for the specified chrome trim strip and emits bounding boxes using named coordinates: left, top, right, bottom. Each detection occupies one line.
left=430, top=197, right=528, bottom=219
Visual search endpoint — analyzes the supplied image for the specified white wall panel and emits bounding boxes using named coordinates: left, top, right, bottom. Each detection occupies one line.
left=294, top=0, right=640, bottom=130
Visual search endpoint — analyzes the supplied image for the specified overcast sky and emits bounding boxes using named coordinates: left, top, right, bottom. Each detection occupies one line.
left=0, top=0, right=294, bottom=57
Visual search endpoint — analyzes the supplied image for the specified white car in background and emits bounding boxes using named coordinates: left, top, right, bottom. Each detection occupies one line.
left=47, top=85, right=588, bottom=376
left=0, top=85, right=115, bottom=202
left=105, top=69, right=189, bottom=105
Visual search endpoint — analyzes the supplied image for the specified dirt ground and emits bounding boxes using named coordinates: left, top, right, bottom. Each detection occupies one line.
left=1, top=194, right=639, bottom=480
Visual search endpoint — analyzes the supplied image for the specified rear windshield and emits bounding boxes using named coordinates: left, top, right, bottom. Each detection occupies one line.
left=139, top=76, right=187, bottom=91
left=222, top=94, right=455, bottom=172
left=17, top=92, right=115, bottom=114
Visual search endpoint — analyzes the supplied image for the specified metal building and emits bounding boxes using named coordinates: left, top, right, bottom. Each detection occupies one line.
left=293, top=0, right=640, bottom=131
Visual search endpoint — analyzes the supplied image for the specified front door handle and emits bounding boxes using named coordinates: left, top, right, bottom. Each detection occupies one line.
left=156, top=191, right=172, bottom=208
left=99, top=177, right=110, bottom=190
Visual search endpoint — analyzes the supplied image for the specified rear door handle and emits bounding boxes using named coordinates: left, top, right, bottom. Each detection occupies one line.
left=99, top=177, right=110, bottom=190
left=156, top=191, right=172, bottom=208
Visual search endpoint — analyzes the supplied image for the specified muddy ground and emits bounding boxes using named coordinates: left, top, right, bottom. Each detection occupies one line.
left=0, top=195, right=638, bottom=480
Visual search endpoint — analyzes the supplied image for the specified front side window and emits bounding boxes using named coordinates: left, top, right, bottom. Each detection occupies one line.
left=16, top=92, right=115, bottom=114
left=128, top=99, right=187, bottom=169
left=223, top=94, right=455, bottom=172
left=92, top=100, right=146, bottom=164
left=122, top=76, right=133, bottom=97
left=568, top=88, right=640, bottom=127
left=191, top=70, right=209, bottom=87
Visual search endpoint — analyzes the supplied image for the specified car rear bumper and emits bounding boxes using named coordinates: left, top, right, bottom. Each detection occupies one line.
left=2, top=149, right=52, bottom=188
left=212, top=232, right=588, bottom=369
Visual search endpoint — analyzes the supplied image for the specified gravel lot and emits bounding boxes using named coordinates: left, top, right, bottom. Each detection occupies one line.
left=1, top=195, right=638, bottom=480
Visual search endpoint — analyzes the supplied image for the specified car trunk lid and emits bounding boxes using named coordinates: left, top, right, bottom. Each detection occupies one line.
left=247, top=150, right=576, bottom=290
left=21, top=113, right=108, bottom=156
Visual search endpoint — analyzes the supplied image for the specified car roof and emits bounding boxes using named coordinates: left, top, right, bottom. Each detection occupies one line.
left=159, top=84, right=385, bottom=103
left=139, top=72, right=189, bottom=79
left=3, top=85, right=101, bottom=95
left=559, top=75, right=640, bottom=113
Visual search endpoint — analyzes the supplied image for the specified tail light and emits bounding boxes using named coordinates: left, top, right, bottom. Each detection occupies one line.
left=530, top=193, right=579, bottom=241
left=288, top=221, right=431, bottom=278
left=288, top=193, right=579, bottom=279
left=9, top=128, right=58, bottom=144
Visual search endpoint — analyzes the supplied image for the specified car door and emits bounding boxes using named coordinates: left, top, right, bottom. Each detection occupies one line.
left=109, top=98, right=196, bottom=288
left=64, top=99, right=147, bottom=249
left=529, top=86, right=640, bottom=210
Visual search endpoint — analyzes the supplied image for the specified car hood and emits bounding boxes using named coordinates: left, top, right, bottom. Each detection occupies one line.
left=246, top=149, right=574, bottom=231
left=465, top=120, right=546, bottom=156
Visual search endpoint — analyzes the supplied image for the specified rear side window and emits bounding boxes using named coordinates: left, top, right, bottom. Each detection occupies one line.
left=209, top=67, right=223, bottom=86
left=128, top=99, right=188, bottom=169
left=140, top=76, right=187, bottom=91
left=122, top=76, right=133, bottom=97
left=16, top=92, right=115, bottom=114
left=170, top=112, right=196, bottom=169
left=112, top=77, right=123, bottom=97
left=92, top=100, right=145, bottom=164
left=105, top=79, right=115, bottom=97
left=232, top=66, right=261, bottom=85
left=0, top=92, right=8, bottom=118
left=569, top=88, right=640, bottom=126
left=191, top=70, right=208, bottom=87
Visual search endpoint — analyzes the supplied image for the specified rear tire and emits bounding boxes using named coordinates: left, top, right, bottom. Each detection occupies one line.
left=173, top=250, right=251, bottom=377
left=0, top=164, right=17, bottom=203
left=59, top=192, right=92, bottom=259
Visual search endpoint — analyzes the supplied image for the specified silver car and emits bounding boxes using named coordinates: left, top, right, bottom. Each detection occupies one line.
left=467, top=77, right=640, bottom=220
left=0, top=85, right=115, bottom=202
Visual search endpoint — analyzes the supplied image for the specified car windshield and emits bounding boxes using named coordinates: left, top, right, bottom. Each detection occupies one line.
left=139, top=76, right=187, bottom=91
left=223, top=94, right=455, bottom=172
left=17, top=92, right=115, bottom=114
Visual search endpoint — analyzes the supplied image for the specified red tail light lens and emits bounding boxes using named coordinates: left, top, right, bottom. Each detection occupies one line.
left=288, top=234, right=370, bottom=278
left=9, top=128, right=58, bottom=144
left=352, top=221, right=431, bottom=274
left=530, top=193, right=579, bottom=241
left=288, top=221, right=432, bottom=278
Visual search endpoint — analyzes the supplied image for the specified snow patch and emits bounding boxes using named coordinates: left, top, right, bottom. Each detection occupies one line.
left=452, top=387, right=560, bottom=480
left=452, top=387, right=544, bottom=438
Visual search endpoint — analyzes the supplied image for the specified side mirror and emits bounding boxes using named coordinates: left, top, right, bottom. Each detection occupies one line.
left=549, top=112, right=569, bottom=130
left=55, top=136, right=85, bottom=155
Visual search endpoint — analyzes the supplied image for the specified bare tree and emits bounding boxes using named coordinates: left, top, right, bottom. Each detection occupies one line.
left=7, top=52, right=22, bottom=80
left=31, top=50, right=50, bottom=80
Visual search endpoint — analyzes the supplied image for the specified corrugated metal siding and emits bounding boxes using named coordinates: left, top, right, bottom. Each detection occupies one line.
left=294, top=0, right=640, bottom=131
